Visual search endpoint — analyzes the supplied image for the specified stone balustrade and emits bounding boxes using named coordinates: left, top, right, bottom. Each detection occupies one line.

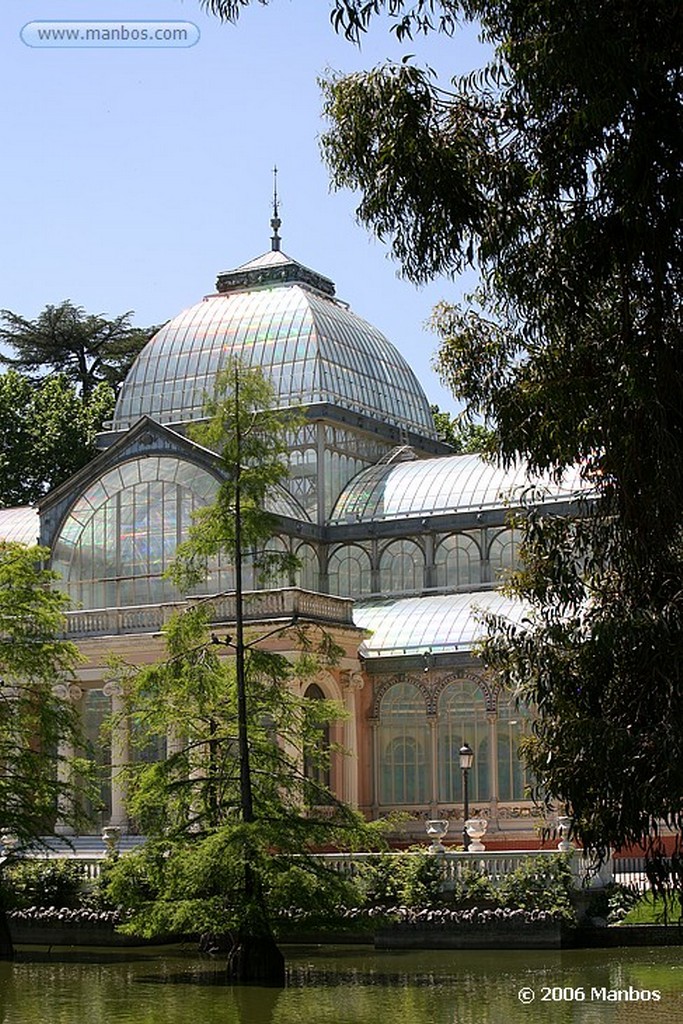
left=314, top=849, right=611, bottom=889
left=64, top=588, right=356, bottom=638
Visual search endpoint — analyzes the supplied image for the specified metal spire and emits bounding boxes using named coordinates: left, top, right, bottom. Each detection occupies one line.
left=270, top=165, right=281, bottom=251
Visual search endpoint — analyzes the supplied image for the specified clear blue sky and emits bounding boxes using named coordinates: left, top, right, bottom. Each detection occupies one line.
left=2, top=1, right=490, bottom=411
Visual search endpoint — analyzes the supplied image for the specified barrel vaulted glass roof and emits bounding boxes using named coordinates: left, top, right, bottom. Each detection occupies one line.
left=355, top=591, right=528, bottom=657
left=112, top=250, right=436, bottom=439
left=329, top=453, right=589, bottom=524
left=0, top=506, right=40, bottom=546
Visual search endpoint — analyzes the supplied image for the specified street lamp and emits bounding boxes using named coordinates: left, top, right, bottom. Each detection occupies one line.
left=459, top=742, right=474, bottom=850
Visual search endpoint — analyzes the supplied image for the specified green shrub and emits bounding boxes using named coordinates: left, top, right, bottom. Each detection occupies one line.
left=1, top=858, right=86, bottom=910
left=495, top=855, right=575, bottom=920
left=354, top=850, right=444, bottom=908
left=266, top=862, right=359, bottom=919
left=586, top=883, right=641, bottom=923
left=451, top=864, right=496, bottom=904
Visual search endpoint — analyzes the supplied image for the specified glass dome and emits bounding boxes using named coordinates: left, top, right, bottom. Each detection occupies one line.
left=329, top=453, right=589, bottom=524
left=112, top=250, right=437, bottom=439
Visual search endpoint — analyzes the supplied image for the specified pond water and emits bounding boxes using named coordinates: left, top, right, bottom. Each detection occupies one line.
left=1, top=945, right=682, bottom=1024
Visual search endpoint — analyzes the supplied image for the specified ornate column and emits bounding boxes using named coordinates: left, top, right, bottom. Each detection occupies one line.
left=428, top=715, right=438, bottom=817
left=341, top=671, right=364, bottom=808
left=423, top=533, right=436, bottom=590
left=370, top=718, right=380, bottom=816
left=487, top=710, right=499, bottom=831
left=103, top=681, right=130, bottom=832
left=52, top=683, right=83, bottom=835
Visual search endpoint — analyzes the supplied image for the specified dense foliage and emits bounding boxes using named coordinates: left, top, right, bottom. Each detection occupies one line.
left=0, top=371, right=114, bottom=507
left=0, top=544, right=86, bottom=845
left=102, top=605, right=381, bottom=942
left=0, top=859, right=85, bottom=911
left=0, top=300, right=156, bottom=399
left=0, top=542, right=92, bottom=956
left=430, top=405, right=493, bottom=453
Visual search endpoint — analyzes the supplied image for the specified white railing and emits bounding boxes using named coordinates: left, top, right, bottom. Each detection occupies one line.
left=26, top=847, right=612, bottom=888
left=612, top=856, right=663, bottom=892
left=314, top=849, right=612, bottom=890
left=19, top=850, right=106, bottom=882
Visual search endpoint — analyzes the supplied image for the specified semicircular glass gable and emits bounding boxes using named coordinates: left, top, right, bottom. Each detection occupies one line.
left=52, top=456, right=307, bottom=610
left=330, top=454, right=588, bottom=524
left=112, top=285, right=435, bottom=438
left=52, top=456, right=220, bottom=610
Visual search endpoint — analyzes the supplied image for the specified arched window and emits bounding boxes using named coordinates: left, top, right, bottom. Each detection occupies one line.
left=258, top=536, right=290, bottom=589
left=81, top=689, right=111, bottom=827
left=52, top=457, right=221, bottom=609
left=379, top=539, right=424, bottom=595
left=378, top=682, right=429, bottom=805
left=295, top=543, right=319, bottom=592
left=50, top=456, right=266, bottom=606
left=303, top=683, right=331, bottom=796
left=434, top=534, right=481, bottom=589
left=489, top=528, right=521, bottom=580
left=286, top=444, right=317, bottom=517
left=437, top=680, right=489, bottom=803
left=497, top=694, right=532, bottom=802
left=327, top=544, right=372, bottom=598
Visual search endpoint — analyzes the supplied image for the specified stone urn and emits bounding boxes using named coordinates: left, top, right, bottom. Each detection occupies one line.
left=557, top=816, right=573, bottom=853
left=426, top=819, right=450, bottom=854
left=102, top=825, right=122, bottom=856
left=465, top=818, right=488, bottom=852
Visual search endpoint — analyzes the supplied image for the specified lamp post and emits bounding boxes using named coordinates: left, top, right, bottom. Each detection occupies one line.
left=459, top=742, right=474, bottom=850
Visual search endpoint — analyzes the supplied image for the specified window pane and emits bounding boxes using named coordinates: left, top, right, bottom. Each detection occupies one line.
left=378, top=682, right=429, bottom=805
left=437, top=681, right=489, bottom=803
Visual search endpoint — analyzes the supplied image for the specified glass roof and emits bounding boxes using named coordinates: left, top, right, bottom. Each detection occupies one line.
left=0, top=506, right=40, bottom=546
left=329, top=453, right=589, bottom=523
left=113, top=251, right=436, bottom=439
left=355, top=591, right=528, bottom=657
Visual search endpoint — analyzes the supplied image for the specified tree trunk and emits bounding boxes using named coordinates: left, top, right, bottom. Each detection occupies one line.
left=0, top=907, right=14, bottom=960
left=226, top=929, right=285, bottom=986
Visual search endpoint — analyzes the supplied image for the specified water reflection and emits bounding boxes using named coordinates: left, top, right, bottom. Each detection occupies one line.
left=0, top=946, right=682, bottom=1024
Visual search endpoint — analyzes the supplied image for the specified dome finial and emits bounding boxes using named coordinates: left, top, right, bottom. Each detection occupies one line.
left=270, top=165, right=282, bottom=251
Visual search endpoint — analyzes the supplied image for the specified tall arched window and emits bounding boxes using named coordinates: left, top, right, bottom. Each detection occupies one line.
left=327, top=544, right=372, bottom=598
left=489, top=528, right=521, bottom=580
left=379, top=539, right=424, bottom=595
left=303, top=683, right=331, bottom=796
left=378, top=681, right=429, bottom=805
left=81, top=689, right=111, bottom=827
left=295, top=543, right=319, bottom=591
left=497, top=694, right=532, bottom=802
left=434, top=534, right=481, bottom=589
left=259, top=536, right=290, bottom=589
left=437, top=680, right=489, bottom=803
